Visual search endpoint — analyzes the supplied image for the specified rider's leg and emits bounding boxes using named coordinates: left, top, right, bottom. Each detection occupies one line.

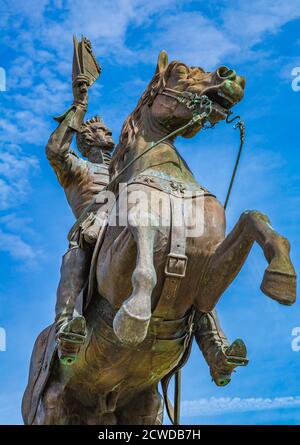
left=194, top=309, right=248, bottom=386
left=55, top=244, right=92, bottom=331
left=55, top=243, right=92, bottom=365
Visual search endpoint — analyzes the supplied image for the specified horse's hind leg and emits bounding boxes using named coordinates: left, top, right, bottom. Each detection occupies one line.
left=196, top=210, right=296, bottom=312
left=113, top=209, right=158, bottom=345
left=117, top=386, right=163, bottom=425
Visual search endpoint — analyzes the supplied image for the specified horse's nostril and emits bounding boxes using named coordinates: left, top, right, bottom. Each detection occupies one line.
left=217, top=66, right=236, bottom=80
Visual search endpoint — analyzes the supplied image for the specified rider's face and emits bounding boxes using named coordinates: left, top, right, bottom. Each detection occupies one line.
left=90, top=123, right=115, bottom=151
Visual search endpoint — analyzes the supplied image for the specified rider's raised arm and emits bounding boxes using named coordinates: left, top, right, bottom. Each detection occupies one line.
left=46, top=75, right=89, bottom=188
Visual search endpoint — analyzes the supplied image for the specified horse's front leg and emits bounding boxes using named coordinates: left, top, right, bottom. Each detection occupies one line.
left=113, top=209, right=158, bottom=345
left=197, top=210, right=296, bottom=312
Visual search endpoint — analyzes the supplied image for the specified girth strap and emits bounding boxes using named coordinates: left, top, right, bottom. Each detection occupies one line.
left=154, top=195, right=188, bottom=319
left=153, top=194, right=191, bottom=425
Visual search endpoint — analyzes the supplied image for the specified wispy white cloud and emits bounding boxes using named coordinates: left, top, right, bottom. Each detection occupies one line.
left=141, top=12, right=239, bottom=68
left=182, top=395, right=300, bottom=417
left=0, top=213, right=34, bottom=235
left=0, top=143, right=39, bottom=210
left=0, top=229, right=37, bottom=262
left=0, top=143, right=40, bottom=265
left=219, top=1, right=300, bottom=67
left=0, top=208, right=42, bottom=265
left=223, top=1, right=300, bottom=44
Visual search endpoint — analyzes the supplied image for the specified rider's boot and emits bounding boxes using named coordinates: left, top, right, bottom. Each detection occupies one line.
left=57, top=316, right=87, bottom=365
left=55, top=245, right=91, bottom=365
left=194, top=309, right=249, bottom=386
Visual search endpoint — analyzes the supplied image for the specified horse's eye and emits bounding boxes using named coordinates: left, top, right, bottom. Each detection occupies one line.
left=176, top=65, right=188, bottom=77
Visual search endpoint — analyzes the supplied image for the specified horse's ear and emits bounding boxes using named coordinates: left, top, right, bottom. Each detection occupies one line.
left=155, top=50, right=168, bottom=74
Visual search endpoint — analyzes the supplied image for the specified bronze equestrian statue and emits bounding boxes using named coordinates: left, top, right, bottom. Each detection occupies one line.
left=46, top=45, right=247, bottom=380
left=22, top=39, right=296, bottom=425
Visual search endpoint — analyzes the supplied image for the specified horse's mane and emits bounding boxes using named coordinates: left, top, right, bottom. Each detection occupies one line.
left=109, top=61, right=179, bottom=175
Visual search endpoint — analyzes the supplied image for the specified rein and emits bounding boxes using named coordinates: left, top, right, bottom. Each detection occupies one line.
left=109, top=93, right=213, bottom=188
left=224, top=114, right=245, bottom=209
left=110, top=88, right=245, bottom=210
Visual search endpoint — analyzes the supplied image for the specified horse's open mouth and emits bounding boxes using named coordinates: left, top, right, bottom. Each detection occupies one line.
left=205, top=89, right=236, bottom=110
left=202, top=80, right=244, bottom=115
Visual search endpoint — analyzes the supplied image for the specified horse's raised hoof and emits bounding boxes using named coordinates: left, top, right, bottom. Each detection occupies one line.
left=261, top=268, right=296, bottom=305
left=113, top=304, right=150, bottom=346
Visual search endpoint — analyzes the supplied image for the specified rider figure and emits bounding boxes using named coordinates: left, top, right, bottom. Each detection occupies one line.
left=46, top=74, right=114, bottom=364
left=46, top=74, right=248, bottom=384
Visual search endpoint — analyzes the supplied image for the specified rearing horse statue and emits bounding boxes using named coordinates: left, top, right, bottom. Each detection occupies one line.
left=22, top=50, right=296, bottom=425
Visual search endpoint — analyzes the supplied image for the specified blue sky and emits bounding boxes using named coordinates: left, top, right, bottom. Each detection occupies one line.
left=0, top=0, right=300, bottom=425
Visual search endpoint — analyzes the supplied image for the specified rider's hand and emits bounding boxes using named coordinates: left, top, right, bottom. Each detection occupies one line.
left=83, top=213, right=106, bottom=244
left=72, top=74, right=90, bottom=108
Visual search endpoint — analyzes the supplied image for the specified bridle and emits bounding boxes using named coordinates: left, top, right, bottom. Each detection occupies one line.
left=109, top=91, right=214, bottom=187
left=110, top=86, right=245, bottom=211
left=160, top=88, right=246, bottom=208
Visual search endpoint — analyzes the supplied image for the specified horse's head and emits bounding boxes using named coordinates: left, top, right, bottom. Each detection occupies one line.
left=148, top=50, right=246, bottom=138
left=111, top=50, right=246, bottom=175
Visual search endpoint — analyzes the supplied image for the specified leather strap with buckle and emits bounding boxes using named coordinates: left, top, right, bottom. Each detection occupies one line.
left=165, top=253, right=188, bottom=278
left=154, top=194, right=188, bottom=319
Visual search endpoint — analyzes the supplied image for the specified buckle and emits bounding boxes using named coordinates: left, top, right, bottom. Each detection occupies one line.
left=165, top=253, right=188, bottom=278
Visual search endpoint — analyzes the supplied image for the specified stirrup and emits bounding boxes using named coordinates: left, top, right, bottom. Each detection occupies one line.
left=57, top=316, right=86, bottom=366
left=210, top=338, right=249, bottom=387
left=225, top=338, right=249, bottom=366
